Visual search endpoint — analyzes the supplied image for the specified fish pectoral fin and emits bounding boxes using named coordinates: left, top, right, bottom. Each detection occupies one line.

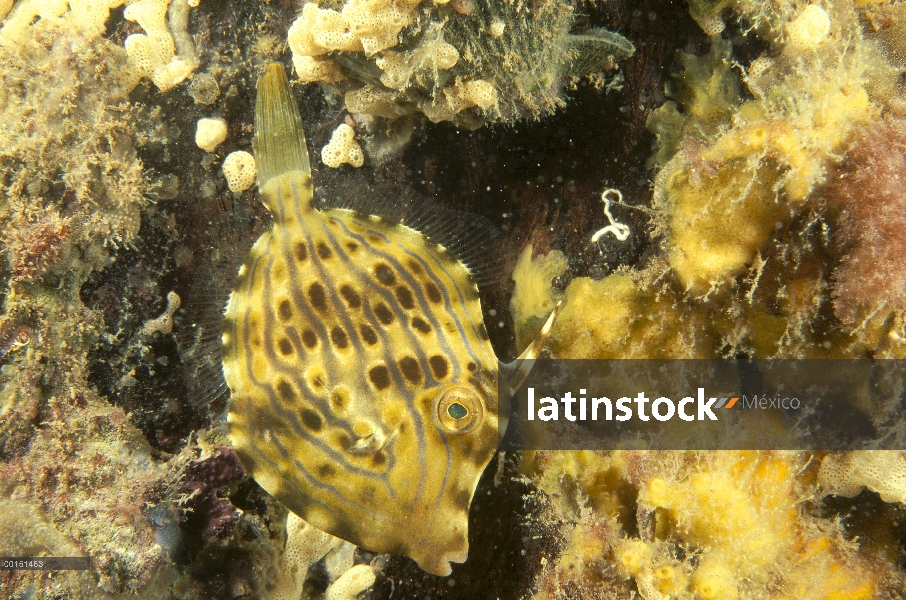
left=346, top=427, right=395, bottom=456
left=346, top=433, right=379, bottom=456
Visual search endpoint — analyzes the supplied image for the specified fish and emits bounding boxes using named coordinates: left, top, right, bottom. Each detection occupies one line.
left=222, top=63, right=556, bottom=576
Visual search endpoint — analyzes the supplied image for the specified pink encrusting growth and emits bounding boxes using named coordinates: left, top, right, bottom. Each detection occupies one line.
left=7, top=216, right=70, bottom=282
left=829, top=107, right=906, bottom=324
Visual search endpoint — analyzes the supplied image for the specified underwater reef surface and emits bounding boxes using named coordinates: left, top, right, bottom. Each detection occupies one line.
left=1, top=0, right=906, bottom=598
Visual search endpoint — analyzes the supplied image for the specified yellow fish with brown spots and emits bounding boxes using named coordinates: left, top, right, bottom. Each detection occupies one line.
left=223, top=64, right=556, bottom=576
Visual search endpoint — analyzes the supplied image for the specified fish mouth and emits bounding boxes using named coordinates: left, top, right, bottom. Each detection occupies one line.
left=411, top=534, right=469, bottom=577
left=405, top=504, right=471, bottom=576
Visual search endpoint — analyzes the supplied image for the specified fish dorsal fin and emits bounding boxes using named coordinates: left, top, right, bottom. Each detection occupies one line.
left=497, top=302, right=561, bottom=435
left=253, top=63, right=311, bottom=190
left=314, top=173, right=512, bottom=287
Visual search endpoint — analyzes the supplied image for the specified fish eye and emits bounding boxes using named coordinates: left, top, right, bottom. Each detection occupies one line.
left=434, top=386, right=483, bottom=434
left=447, top=402, right=468, bottom=419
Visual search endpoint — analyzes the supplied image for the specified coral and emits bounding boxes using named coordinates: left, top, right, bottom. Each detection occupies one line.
left=268, top=512, right=377, bottom=600
left=525, top=450, right=898, bottom=600
left=546, top=268, right=713, bottom=359
left=0, top=386, right=176, bottom=594
left=514, top=0, right=891, bottom=362
left=287, top=0, right=634, bottom=155
left=195, top=117, right=229, bottom=153
left=188, top=72, right=221, bottom=105
left=509, top=244, right=568, bottom=350
left=1, top=0, right=200, bottom=92
left=824, top=107, right=906, bottom=341
left=0, top=499, right=95, bottom=594
left=2, top=0, right=906, bottom=596
left=123, top=0, right=201, bottom=92
left=0, top=0, right=116, bottom=44
left=819, top=451, right=906, bottom=503
left=0, top=22, right=149, bottom=255
left=645, top=37, right=740, bottom=170
left=324, top=564, right=377, bottom=600
left=651, top=39, right=873, bottom=292
left=139, top=290, right=181, bottom=336
left=5, top=208, right=71, bottom=283
left=506, top=1, right=906, bottom=597
left=786, top=4, right=831, bottom=51
left=321, top=123, right=365, bottom=168
left=222, top=150, right=257, bottom=193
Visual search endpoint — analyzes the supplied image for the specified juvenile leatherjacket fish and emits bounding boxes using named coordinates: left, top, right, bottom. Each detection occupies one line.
left=223, top=64, right=556, bottom=576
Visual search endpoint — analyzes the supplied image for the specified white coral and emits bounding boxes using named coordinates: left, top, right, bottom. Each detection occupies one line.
left=124, top=0, right=199, bottom=91
left=222, top=151, right=257, bottom=193
left=818, top=451, right=906, bottom=504
left=325, top=564, right=376, bottom=600
left=270, top=514, right=376, bottom=600
left=322, top=124, right=364, bottom=168
left=786, top=4, right=830, bottom=51
left=0, top=0, right=199, bottom=91
left=195, top=117, right=228, bottom=153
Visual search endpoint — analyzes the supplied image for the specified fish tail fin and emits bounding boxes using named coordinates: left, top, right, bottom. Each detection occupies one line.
left=254, top=63, right=311, bottom=190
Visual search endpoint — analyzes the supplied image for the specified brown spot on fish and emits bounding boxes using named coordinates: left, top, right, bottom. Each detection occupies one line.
left=366, top=233, right=384, bottom=245
left=316, top=241, right=332, bottom=259
left=277, top=380, right=295, bottom=401
left=360, top=324, right=378, bottom=345
left=477, top=323, right=489, bottom=340
left=330, top=389, right=349, bottom=411
left=337, top=432, right=353, bottom=450
left=318, top=463, right=336, bottom=478
left=374, top=303, right=394, bottom=325
left=398, top=356, right=421, bottom=384
left=454, top=489, right=471, bottom=511
left=329, top=519, right=360, bottom=547
left=467, top=361, right=477, bottom=372
left=294, top=242, right=308, bottom=262
left=339, top=284, right=362, bottom=309
left=411, top=317, right=431, bottom=334
left=308, top=282, right=328, bottom=311
left=309, top=372, right=325, bottom=390
left=429, top=355, right=449, bottom=379
left=300, top=408, right=323, bottom=431
left=330, top=326, right=349, bottom=349
left=374, top=263, right=396, bottom=286
left=425, top=281, right=443, bottom=304
left=278, top=299, right=293, bottom=320
left=278, top=338, right=293, bottom=356
left=406, top=259, right=423, bottom=275
left=345, top=241, right=359, bottom=253
left=272, top=263, right=286, bottom=282
left=395, top=285, right=414, bottom=310
left=302, top=329, right=318, bottom=349
left=368, top=365, right=391, bottom=390
left=372, top=451, right=387, bottom=466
